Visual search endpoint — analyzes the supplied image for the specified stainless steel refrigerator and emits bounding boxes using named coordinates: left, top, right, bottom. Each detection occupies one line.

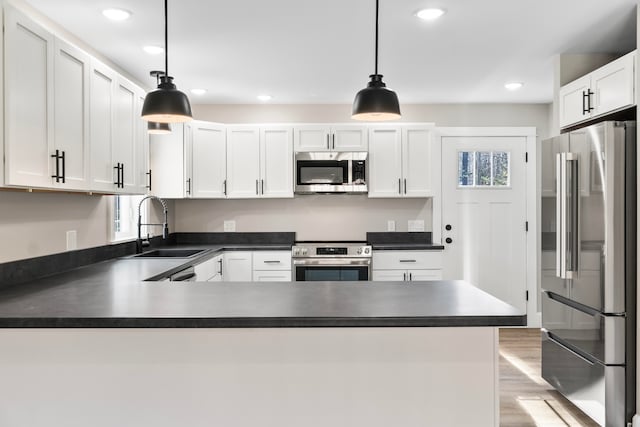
left=541, top=121, right=636, bottom=426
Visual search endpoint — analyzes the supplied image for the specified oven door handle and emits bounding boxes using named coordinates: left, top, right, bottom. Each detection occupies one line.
left=292, top=258, right=371, bottom=266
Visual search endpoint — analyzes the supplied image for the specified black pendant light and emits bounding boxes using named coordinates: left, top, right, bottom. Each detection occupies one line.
left=146, top=71, right=173, bottom=134
left=141, top=0, right=192, bottom=123
left=352, top=0, right=401, bottom=121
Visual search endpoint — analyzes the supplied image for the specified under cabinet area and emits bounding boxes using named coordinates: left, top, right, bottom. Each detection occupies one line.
left=559, top=50, right=636, bottom=129
left=372, top=251, right=443, bottom=282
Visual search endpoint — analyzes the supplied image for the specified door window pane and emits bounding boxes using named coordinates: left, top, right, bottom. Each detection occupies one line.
left=458, top=151, right=511, bottom=187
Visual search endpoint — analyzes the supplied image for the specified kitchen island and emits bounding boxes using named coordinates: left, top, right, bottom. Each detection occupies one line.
left=0, top=254, right=524, bottom=427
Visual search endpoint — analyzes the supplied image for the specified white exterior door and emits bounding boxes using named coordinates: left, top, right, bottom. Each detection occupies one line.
left=441, top=135, right=528, bottom=313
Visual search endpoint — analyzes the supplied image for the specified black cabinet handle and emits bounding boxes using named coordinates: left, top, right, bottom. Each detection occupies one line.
left=114, top=163, right=120, bottom=187
left=218, top=258, right=223, bottom=276
left=582, top=91, right=588, bottom=115
left=61, top=151, right=66, bottom=183
left=409, top=273, right=413, bottom=281
left=223, top=179, right=227, bottom=196
left=326, top=134, right=330, bottom=149
left=256, top=179, right=259, bottom=195
left=445, top=237, right=453, bottom=244
left=261, top=179, right=264, bottom=195
left=51, top=150, right=60, bottom=182
left=146, top=170, right=152, bottom=191
left=398, top=178, right=402, bottom=195
left=120, top=163, right=124, bottom=188
left=186, top=178, right=191, bottom=195
left=332, top=133, right=335, bottom=150
left=403, top=272, right=407, bottom=281
left=587, top=90, right=594, bottom=112
left=404, top=178, right=407, bottom=194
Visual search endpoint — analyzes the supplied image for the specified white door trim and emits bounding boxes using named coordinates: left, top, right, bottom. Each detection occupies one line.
left=436, top=127, right=538, bottom=327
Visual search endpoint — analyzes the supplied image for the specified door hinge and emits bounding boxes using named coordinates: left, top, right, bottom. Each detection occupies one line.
left=526, top=291, right=529, bottom=301
left=525, top=152, right=529, bottom=162
left=525, top=221, right=529, bottom=232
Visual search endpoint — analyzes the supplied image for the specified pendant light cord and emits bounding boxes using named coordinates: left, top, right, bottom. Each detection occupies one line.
left=374, top=0, right=379, bottom=75
left=164, top=0, right=169, bottom=78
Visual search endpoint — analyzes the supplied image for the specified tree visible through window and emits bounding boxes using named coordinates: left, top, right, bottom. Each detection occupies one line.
left=458, top=151, right=510, bottom=187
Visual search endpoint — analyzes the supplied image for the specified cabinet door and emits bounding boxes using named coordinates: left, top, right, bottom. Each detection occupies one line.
left=591, top=51, right=635, bottom=117
left=293, top=125, right=331, bottom=152
left=53, top=38, right=90, bottom=191
left=372, top=270, right=407, bottom=282
left=191, top=122, right=226, bottom=198
left=113, top=76, right=138, bottom=193
left=253, top=271, right=292, bottom=282
left=4, top=7, right=54, bottom=188
left=332, top=125, right=368, bottom=151
left=408, top=269, right=442, bottom=281
left=89, top=61, right=116, bottom=192
left=559, top=75, right=591, bottom=128
left=223, top=251, right=253, bottom=281
left=149, top=124, right=185, bottom=198
left=260, top=127, right=293, bottom=198
left=136, top=91, right=150, bottom=194
left=368, top=127, right=403, bottom=198
left=402, top=127, right=435, bottom=197
left=227, top=127, right=260, bottom=198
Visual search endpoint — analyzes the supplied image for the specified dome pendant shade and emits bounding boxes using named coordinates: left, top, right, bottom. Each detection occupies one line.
left=142, top=76, right=192, bottom=123
left=147, top=121, right=172, bottom=134
left=352, top=74, right=401, bottom=121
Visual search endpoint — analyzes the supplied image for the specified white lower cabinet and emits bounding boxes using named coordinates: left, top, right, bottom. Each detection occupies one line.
left=372, top=251, right=443, bottom=282
left=223, top=251, right=253, bottom=282
left=194, top=254, right=223, bottom=282
left=253, top=251, right=292, bottom=282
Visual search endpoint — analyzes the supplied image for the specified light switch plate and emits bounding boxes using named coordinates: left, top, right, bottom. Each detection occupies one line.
left=387, top=220, right=396, bottom=232
left=223, top=220, right=236, bottom=232
left=408, top=220, right=425, bottom=232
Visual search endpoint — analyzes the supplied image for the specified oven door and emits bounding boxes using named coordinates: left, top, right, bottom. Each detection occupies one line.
left=293, top=258, right=371, bottom=281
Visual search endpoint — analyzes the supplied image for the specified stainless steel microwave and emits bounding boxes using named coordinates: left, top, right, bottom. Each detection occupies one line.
left=294, top=152, right=367, bottom=194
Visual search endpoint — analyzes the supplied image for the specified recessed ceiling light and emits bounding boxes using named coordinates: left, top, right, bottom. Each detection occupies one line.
left=257, top=95, right=272, bottom=102
left=415, top=8, right=445, bottom=21
left=505, top=82, right=524, bottom=91
left=190, top=89, right=207, bottom=95
left=102, top=8, right=131, bottom=21
left=143, top=45, right=164, bottom=55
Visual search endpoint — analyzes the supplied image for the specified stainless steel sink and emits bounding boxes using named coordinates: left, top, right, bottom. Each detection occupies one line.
left=134, top=249, right=206, bottom=258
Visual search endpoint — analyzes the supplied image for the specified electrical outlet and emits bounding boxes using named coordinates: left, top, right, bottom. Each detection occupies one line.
left=223, top=220, right=236, bottom=232
left=387, top=220, right=396, bottom=232
left=408, top=220, right=425, bottom=232
left=66, top=230, right=77, bottom=251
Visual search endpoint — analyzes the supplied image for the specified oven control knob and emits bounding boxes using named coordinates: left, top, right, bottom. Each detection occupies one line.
left=364, top=248, right=370, bottom=254
left=293, top=248, right=299, bottom=256
left=302, top=248, right=308, bottom=256
left=357, top=248, right=363, bottom=254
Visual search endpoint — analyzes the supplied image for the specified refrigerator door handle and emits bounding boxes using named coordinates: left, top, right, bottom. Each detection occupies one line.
left=556, top=153, right=564, bottom=278
left=566, top=152, right=579, bottom=277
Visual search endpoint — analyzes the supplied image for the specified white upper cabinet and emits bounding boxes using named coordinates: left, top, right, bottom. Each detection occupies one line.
left=559, top=51, right=636, bottom=129
left=260, top=126, right=293, bottom=198
left=136, top=91, right=151, bottom=194
left=113, top=76, right=138, bottom=193
left=149, top=124, right=186, bottom=198
left=4, top=6, right=54, bottom=188
left=227, top=125, right=294, bottom=199
left=294, top=125, right=367, bottom=152
left=189, top=121, right=226, bottom=198
left=227, top=126, right=261, bottom=198
left=368, top=125, right=436, bottom=198
left=89, top=60, right=117, bottom=192
left=53, top=38, right=90, bottom=190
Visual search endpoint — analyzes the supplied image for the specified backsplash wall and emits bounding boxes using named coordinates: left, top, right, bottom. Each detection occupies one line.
left=174, top=196, right=431, bottom=241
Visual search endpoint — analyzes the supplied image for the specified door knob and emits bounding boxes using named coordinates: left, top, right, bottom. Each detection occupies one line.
left=445, top=224, right=452, bottom=231
left=445, top=237, right=453, bottom=244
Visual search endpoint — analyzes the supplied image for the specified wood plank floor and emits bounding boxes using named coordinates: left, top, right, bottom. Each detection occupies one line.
left=499, top=328, right=600, bottom=427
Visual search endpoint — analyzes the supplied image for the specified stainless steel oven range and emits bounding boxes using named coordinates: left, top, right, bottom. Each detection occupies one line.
left=292, top=242, right=372, bottom=281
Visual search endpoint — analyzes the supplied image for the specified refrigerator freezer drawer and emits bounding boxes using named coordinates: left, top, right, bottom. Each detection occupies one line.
left=542, top=291, right=625, bottom=364
left=542, top=331, right=626, bottom=427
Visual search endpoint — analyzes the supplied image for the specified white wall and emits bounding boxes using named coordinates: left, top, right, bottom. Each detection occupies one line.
left=175, top=196, right=431, bottom=241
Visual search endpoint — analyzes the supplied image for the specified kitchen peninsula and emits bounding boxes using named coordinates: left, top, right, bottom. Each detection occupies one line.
left=0, top=247, right=524, bottom=427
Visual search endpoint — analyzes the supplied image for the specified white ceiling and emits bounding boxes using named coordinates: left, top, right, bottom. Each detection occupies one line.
left=23, top=0, right=638, bottom=105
